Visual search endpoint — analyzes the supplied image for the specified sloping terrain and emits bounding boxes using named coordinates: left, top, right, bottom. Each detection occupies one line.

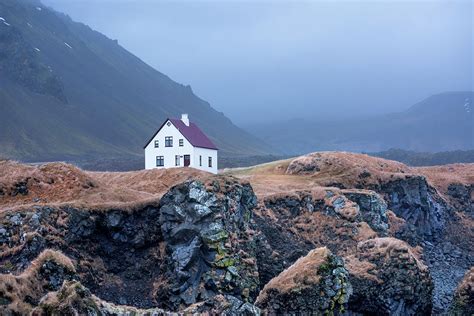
left=0, top=152, right=472, bottom=314
left=248, top=91, right=474, bottom=154
left=0, top=0, right=274, bottom=161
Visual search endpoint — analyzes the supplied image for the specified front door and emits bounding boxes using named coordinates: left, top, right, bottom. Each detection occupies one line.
left=184, top=155, right=191, bottom=167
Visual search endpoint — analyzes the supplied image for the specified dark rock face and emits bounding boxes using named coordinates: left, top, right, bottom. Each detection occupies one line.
left=263, top=191, right=314, bottom=216
left=0, top=204, right=165, bottom=308
left=254, top=214, right=314, bottom=287
left=256, top=248, right=352, bottom=315
left=157, top=180, right=259, bottom=310
left=447, top=183, right=473, bottom=214
left=375, top=176, right=448, bottom=240
left=342, top=190, right=389, bottom=235
left=346, top=238, right=433, bottom=316
left=33, top=280, right=171, bottom=316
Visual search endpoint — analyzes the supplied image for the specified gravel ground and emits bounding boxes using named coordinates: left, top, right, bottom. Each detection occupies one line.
left=423, top=240, right=472, bottom=314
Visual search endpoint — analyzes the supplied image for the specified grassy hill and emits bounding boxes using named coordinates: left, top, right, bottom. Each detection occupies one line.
left=0, top=0, right=275, bottom=161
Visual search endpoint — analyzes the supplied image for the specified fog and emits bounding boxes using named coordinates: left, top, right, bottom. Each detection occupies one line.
left=42, top=0, right=473, bottom=125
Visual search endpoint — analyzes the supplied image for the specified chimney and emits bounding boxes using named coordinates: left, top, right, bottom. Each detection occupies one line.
left=181, top=113, right=189, bottom=126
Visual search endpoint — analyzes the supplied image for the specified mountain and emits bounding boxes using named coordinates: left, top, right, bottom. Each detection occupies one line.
left=0, top=0, right=275, bottom=161
left=248, top=91, right=474, bottom=155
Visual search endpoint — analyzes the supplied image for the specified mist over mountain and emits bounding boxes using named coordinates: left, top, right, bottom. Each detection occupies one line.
left=0, top=0, right=275, bottom=162
left=42, top=0, right=473, bottom=125
left=248, top=92, right=474, bottom=155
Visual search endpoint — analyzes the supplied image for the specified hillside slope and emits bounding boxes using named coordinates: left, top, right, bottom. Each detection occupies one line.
left=0, top=0, right=275, bottom=161
left=248, top=91, right=474, bottom=154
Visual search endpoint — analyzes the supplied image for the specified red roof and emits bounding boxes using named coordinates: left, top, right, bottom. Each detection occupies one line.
left=144, top=118, right=218, bottom=150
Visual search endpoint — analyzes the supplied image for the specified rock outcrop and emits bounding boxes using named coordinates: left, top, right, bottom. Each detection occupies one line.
left=0, top=249, right=76, bottom=315
left=342, top=189, right=389, bottom=235
left=345, top=238, right=433, bottom=315
left=284, top=153, right=450, bottom=241
left=253, top=188, right=390, bottom=287
left=0, top=178, right=261, bottom=313
left=157, top=179, right=260, bottom=310
left=375, top=175, right=448, bottom=240
left=449, top=267, right=474, bottom=315
left=256, top=247, right=351, bottom=315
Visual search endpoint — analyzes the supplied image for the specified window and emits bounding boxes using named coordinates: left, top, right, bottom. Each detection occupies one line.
left=156, top=156, right=164, bottom=167
left=208, top=157, right=212, bottom=168
left=165, top=136, right=173, bottom=147
left=154, top=140, right=159, bottom=148
left=175, top=155, right=180, bottom=166
left=199, top=155, right=202, bottom=166
left=179, top=139, right=184, bottom=147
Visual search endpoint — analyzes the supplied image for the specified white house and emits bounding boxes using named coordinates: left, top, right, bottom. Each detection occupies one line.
left=144, top=114, right=218, bottom=174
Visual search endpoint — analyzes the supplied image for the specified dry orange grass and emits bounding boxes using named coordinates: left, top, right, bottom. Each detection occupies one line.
left=256, top=247, right=330, bottom=304
left=227, top=152, right=413, bottom=198
left=0, top=161, right=212, bottom=211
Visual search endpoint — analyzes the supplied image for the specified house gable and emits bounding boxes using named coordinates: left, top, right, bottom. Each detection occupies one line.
left=143, top=119, right=177, bottom=149
left=144, top=118, right=218, bottom=150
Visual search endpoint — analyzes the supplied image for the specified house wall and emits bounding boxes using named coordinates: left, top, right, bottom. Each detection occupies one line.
left=144, top=119, right=218, bottom=174
left=193, top=147, right=218, bottom=174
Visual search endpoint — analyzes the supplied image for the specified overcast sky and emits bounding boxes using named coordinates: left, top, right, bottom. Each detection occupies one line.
left=42, top=0, right=473, bottom=125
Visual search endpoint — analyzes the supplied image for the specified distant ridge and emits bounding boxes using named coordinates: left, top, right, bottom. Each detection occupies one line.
left=248, top=91, right=474, bottom=155
left=369, top=148, right=474, bottom=167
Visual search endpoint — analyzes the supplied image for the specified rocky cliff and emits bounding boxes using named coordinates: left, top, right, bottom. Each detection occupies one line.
left=0, top=152, right=472, bottom=314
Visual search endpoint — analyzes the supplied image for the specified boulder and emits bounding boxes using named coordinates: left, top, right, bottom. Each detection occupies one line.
left=345, top=237, right=433, bottom=315
left=255, top=247, right=352, bottom=315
